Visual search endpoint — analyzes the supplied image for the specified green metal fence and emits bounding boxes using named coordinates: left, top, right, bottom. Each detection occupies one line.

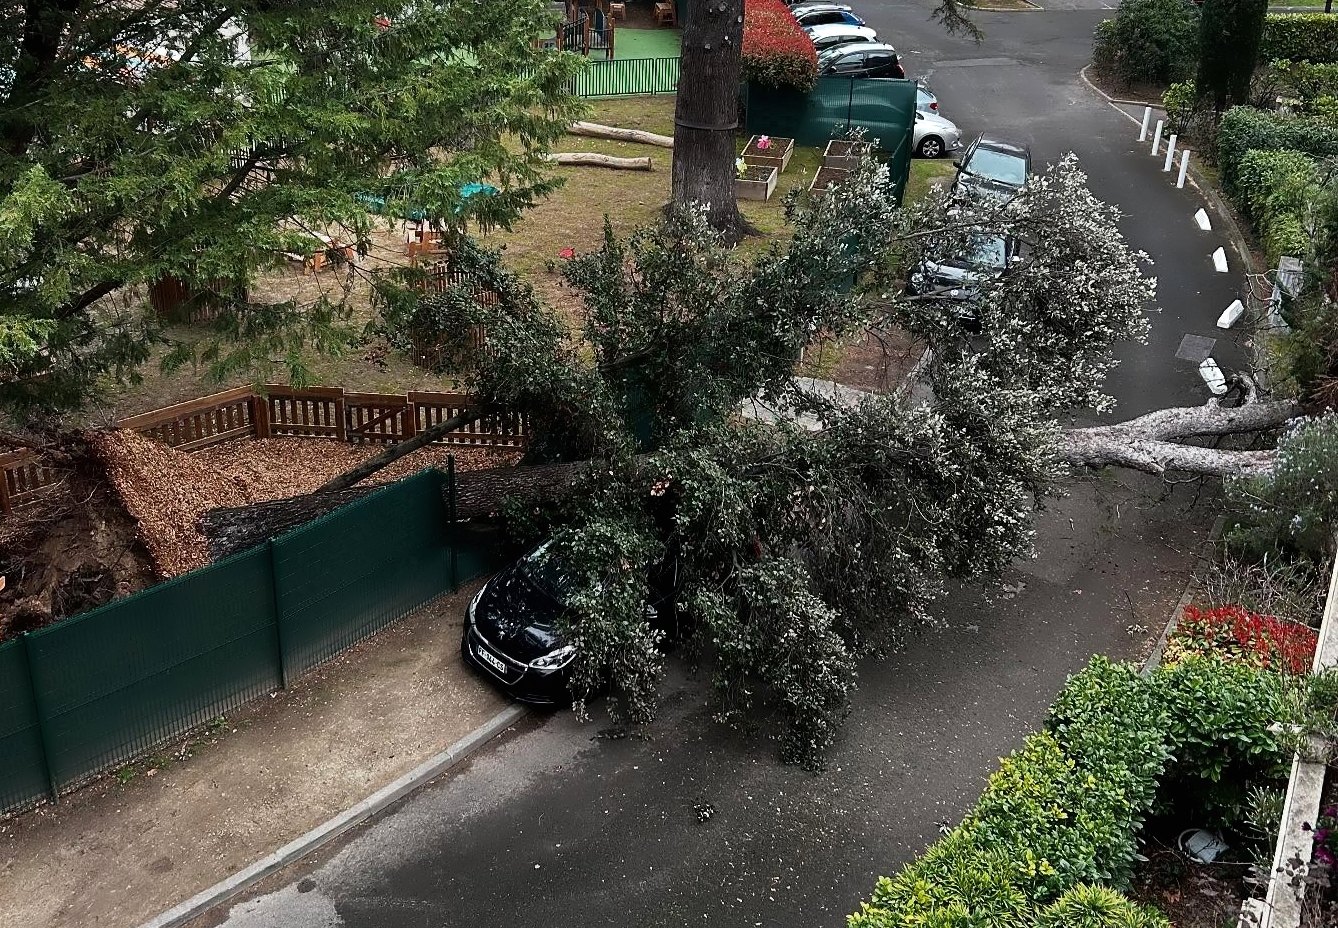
left=0, top=466, right=502, bottom=814
left=570, top=56, right=679, bottom=97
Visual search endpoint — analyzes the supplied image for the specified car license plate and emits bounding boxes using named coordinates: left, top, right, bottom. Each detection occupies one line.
left=477, top=645, right=507, bottom=674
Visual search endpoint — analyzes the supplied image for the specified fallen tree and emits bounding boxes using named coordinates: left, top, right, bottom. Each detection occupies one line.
left=544, top=152, right=654, bottom=170
left=567, top=121, right=675, bottom=148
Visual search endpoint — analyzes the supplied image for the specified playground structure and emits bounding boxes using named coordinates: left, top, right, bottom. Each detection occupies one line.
left=553, top=0, right=621, bottom=58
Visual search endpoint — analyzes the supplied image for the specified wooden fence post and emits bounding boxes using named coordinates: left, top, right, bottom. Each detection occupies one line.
left=252, top=392, right=271, bottom=439
left=333, top=391, right=347, bottom=443
left=0, top=465, right=10, bottom=515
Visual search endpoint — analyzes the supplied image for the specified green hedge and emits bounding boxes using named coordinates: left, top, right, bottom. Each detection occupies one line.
left=1091, top=0, right=1199, bottom=87
left=849, top=655, right=1289, bottom=928
left=1215, top=106, right=1338, bottom=194
left=1262, top=13, right=1338, bottom=65
left=1235, top=149, right=1319, bottom=267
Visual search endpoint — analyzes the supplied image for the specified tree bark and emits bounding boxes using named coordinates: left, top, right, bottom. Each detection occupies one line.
left=671, top=0, right=747, bottom=241
left=315, top=405, right=493, bottom=493
left=568, top=121, right=674, bottom=148
left=545, top=152, right=654, bottom=170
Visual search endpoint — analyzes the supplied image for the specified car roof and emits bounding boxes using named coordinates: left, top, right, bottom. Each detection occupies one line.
left=973, top=136, right=1030, bottom=157
left=791, top=2, right=852, bottom=10
left=806, top=23, right=874, bottom=35
left=820, top=41, right=897, bottom=55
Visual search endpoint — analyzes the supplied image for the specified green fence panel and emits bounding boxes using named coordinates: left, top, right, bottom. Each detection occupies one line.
left=273, top=469, right=452, bottom=678
left=0, top=637, right=50, bottom=810
left=26, top=545, right=281, bottom=791
left=571, top=57, right=680, bottom=97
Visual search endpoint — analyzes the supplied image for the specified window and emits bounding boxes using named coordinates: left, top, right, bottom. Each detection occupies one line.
left=965, top=148, right=1027, bottom=186
left=865, top=52, right=896, bottom=76
left=827, top=52, right=865, bottom=74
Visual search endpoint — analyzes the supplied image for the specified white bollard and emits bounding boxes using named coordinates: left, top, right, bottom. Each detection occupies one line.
left=1139, top=106, right=1152, bottom=141
left=1163, top=134, right=1177, bottom=172
left=1194, top=208, right=1212, bottom=231
left=1151, top=119, right=1164, bottom=155
left=1217, top=299, right=1245, bottom=329
left=1177, top=150, right=1191, bottom=189
left=1212, top=247, right=1228, bottom=273
left=1199, top=358, right=1228, bottom=395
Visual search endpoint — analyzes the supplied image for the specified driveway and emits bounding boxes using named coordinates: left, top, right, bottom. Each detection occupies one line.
left=193, top=5, right=1247, bottom=927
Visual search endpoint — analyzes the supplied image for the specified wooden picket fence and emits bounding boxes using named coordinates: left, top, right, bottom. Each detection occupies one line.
left=0, top=385, right=528, bottom=514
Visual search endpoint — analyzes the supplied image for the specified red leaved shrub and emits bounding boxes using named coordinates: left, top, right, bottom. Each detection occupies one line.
left=742, top=0, right=818, bottom=92
left=1167, top=604, right=1318, bottom=675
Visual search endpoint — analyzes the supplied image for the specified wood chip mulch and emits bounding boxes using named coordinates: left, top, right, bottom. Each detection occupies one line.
left=87, top=430, right=520, bottom=579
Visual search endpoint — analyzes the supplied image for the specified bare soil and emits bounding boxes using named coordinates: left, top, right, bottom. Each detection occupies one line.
left=1129, top=840, right=1251, bottom=928
left=826, top=328, right=924, bottom=393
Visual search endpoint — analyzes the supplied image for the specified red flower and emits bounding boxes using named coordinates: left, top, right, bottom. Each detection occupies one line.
left=559, top=247, right=576, bottom=259
left=742, top=0, right=818, bottom=92
left=1174, top=604, right=1318, bottom=674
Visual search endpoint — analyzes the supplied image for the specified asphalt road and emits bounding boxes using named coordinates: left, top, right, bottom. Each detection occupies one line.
left=196, top=6, right=1250, bottom=927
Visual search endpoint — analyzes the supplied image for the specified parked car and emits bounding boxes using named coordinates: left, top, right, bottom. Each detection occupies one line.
left=791, top=3, right=866, bottom=27
left=806, top=23, right=878, bottom=53
left=461, top=542, right=676, bottom=705
left=907, top=234, right=1025, bottom=303
left=788, top=0, right=853, bottom=8
left=916, top=82, right=938, bottom=114
left=952, top=134, right=1031, bottom=200
left=913, top=109, right=961, bottom=158
left=816, top=41, right=906, bottom=79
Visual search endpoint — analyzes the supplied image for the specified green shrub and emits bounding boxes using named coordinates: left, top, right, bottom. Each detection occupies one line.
left=1156, top=654, right=1290, bottom=825
left=1214, top=106, right=1338, bottom=193
left=1233, top=149, right=1318, bottom=266
left=1271, top=59, right=1338, bottom=104
left=1262, top=13, right=1338, bottom=65
left=1161, top=80, right=1199, bottom=133
left=1034, top=884, right=1173, bottom=928
left=1228, top=411, right=1338, bottom=564
left=1198, top=0, right=1268, bottom=112
left=1091, top=0, right=1199, bottom=88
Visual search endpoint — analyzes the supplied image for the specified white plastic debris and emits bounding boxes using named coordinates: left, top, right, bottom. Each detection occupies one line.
left=1194, top=208, right=1212, bottom=231
left=1212, top=247, right=1228, bottom=273
left=1217, top=299, right=1245, bottom=329
left=1198, top=358, right=1228, bottom=395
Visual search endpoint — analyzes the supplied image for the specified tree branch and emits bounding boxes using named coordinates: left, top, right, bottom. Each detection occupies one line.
left=314, top=404, right=495, bottom=493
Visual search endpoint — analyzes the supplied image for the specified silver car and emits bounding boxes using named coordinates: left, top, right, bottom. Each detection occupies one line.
left=913, top=109, right=961, bottom=159
left=805, top=23, right=878, bottom=52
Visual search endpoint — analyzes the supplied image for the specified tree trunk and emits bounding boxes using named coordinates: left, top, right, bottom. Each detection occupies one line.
left=568, top=121, right=675, bottom=148
left=315, top=405, right=492, bottom=493
left=671, top=0, right=747, bottom=241
left=546, top=152, right=654, bottom=170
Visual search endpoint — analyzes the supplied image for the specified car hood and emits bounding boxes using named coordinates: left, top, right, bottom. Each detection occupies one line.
left=473, top=565, right=566, bottom=662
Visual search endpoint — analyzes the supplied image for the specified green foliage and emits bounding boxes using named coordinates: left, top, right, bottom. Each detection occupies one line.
left=1271, top=59, right=1338, bottom=108
left=0, top=1, right=585, bottom=418
left=851, top=655, right=1289, bottom=927
left=1156, top=654, right=1290, bottom=824
left=1091, top=0, right=1199, bottom=88
left=1033, top=885, right=1172, bottom=928
left=1161, top=80, right=1200, bottom=134
left=1261, top=13, right=1338, bottom=66
left=1233, top=149, right=1319, bottom=267
left=1227, top=411, right=1338, bottom=564
left=1214, top=106, right=1338, bottom=194
left=1197, top=0, right=1269, bottom=112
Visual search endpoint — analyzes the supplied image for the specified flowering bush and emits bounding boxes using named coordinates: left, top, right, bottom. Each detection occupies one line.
left=1309, top=804, right=1338, bottom=868
left=742, top=0, right=818, bottom=93
left=1166, top=604, right=1318, bottom=675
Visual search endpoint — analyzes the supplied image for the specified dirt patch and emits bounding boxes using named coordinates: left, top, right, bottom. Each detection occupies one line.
left=1129, top=840, right=1250, bottom=928
left=825, top=327, right=925, bottom=393
left=1084, top=67, right=1169, bottom=107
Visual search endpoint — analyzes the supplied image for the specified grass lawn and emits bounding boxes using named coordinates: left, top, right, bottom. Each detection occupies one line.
left=82, top=95, right=948, bottom=423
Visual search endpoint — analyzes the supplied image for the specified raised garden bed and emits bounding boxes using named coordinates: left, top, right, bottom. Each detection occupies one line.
left=742, top=135, right=794, bottom=173
left=823, top=139, right=871, bottom=170
left=808, top=165, right=850, bottom=196
left=734, top=164, right=778, bottom=202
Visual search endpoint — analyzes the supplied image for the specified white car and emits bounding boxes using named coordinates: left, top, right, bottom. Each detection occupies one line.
left=805, top=23, right=878, bottom=53
left=913, top=110, right=961, bottom=159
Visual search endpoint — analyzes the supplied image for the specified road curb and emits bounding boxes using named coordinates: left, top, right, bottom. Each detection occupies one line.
left=136, top=703, right=528, bottom=928
left=1140, top=515, right=1226, bottom=676
left=1077, top=65, right=1258, bottom=281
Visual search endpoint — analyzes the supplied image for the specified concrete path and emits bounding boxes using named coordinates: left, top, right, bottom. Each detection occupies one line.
left=183, top=4, right=1251, bottom=928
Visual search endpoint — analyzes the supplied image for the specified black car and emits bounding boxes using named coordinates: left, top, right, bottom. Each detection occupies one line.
left=907, top=234, right=1025, bottom=304
left=816, top=42, right=906, bottom=80
left=952, top=135, right=1031, bottom=201
left=461, top=542, right=675, bottom=705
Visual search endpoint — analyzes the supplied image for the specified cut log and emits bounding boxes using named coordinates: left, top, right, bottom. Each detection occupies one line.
left=568, top=121, right=674, bottom=149
left=545, top=152, right=653, bottom=171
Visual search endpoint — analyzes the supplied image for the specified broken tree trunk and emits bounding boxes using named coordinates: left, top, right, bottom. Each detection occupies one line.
left=567, top=121, right=675, bottom=149
left=315, top=405, right=493, bottom=493
left=544, top=152, right=653, bottom=171
left=203, top=460, right=589, bottom=559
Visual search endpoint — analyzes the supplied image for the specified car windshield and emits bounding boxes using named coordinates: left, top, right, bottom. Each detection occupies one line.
left=965, top=147, right=1027, bottom=186
left=817, top=46, right=851, bottom=66
left=917, top=88, right=933, bottom=106
left=520, top=542, right=573, bottom=601
left=963, top=236, right=1007, bottom=270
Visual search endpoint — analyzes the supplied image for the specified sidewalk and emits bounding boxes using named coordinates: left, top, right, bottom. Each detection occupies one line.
left=0, top=579, right=508, bottom=928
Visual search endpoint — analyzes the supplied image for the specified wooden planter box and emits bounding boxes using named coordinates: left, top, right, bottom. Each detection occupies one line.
left=808, top=165, right=851, bottom=195
left=823, top=139, right=872, bottom=170
left=734, top=165, right=779, bottom=201
left=742, top=135, right=795, bottom=173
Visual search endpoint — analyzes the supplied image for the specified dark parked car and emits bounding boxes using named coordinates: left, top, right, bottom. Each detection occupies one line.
left=952, top=134, right=1031, bottom=200
left=792, top=3, right=866, bottom=27
left=461, top=542, right=675, bottom=705
left=907, top=234, right=1025, bottom=304
left=816, top=41, right=906, bottom=79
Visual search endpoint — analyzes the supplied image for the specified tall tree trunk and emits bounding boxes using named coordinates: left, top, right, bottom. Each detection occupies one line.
left=671, top=0, right=747, bottom=241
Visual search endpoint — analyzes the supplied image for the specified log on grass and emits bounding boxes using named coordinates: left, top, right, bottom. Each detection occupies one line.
left=567, top=121, right=674, bottom=149
left=545, top=152, right=653, bottom=171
